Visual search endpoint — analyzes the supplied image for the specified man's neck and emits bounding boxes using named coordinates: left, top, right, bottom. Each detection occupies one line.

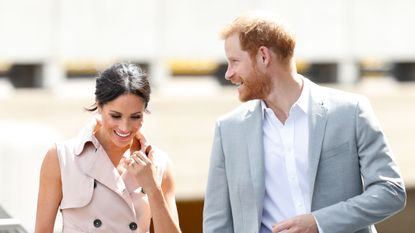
left=264, top=73, right=303, bottom=124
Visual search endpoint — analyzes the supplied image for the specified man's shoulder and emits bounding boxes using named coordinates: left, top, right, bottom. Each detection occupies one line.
left=308, top=79, right=366, bottom=106
left=217, top=100, right=260, bottom=123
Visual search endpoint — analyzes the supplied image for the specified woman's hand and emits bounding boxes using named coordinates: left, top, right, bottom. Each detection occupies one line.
left=126, top=148, right=159, bottom=194
left=130, top=130, right=151, bottom=154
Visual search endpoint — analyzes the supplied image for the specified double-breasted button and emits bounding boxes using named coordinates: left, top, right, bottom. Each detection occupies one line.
left=93, top=219, right=102, bottom=228
left=129, top=222, right=137, bottom=230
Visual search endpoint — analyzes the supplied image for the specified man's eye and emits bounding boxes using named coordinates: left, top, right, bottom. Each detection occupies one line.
left=131, top=115, right=142, bottom=119
left=111, top=115, right=121, bottom=119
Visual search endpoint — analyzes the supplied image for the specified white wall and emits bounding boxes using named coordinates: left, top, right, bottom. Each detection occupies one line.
left=0, top=0, right=52, bottom=61
left=58, top=0, right=158, bottom=60
left=2, top=0, right=415, bottom=62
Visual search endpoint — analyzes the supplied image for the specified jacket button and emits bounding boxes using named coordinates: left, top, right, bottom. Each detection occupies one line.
left=94, top=180, right=97, bottom=189
left=93, top=219, right=102, bottom=228
left=129, top=222, right=137, bottom=230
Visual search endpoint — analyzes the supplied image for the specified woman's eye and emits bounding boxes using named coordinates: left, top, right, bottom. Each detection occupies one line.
left=111, top=115, right=121, bottom=119
left=131, top=115, right=142, bottom=119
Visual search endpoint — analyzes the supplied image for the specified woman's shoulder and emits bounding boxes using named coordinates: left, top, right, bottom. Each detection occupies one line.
left=54, top=137, right=80, bottom=159
left=43, top=143, right=58, bottom=163
left=152, top=146, right=170, bottom=167
left=150, top=146, right=172, bottom=181
left=40, top=144, right=61, bottom=180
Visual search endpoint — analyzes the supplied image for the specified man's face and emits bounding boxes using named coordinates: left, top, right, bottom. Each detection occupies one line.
left=224, top=34, right=270, bottom=102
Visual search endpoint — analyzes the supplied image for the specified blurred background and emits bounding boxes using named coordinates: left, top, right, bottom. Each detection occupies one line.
left=0, top=0, right=414, bottom=232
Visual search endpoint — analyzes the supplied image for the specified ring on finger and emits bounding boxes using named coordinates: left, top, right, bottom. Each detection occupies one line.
left=129, top=159, right=136, bottom=166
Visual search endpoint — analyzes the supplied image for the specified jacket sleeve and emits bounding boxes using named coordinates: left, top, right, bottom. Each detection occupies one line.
left=313, top=96, right=406, bottom=233
left=203, top=121, right=234, bottom=233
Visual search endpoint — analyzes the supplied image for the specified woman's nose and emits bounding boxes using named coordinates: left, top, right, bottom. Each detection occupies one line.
left=118, top=119, right=130, bottom=132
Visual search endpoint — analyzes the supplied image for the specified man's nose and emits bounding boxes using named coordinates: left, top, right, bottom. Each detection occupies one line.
left=224, top=65, right=234, bottom=80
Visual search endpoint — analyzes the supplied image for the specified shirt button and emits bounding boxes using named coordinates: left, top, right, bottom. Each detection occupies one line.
left=93, top=219, right=102, bottom=228
left=129, top=222, right=138, bottom=231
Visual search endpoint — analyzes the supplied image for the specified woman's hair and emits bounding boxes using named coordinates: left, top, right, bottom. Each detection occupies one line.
left=86, top=63, right=151, bottom=112
left=220, top=12, right=296, bottom=62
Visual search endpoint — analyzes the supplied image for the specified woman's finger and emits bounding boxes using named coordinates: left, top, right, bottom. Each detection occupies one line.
left=147, top=149, right=155, bottom=162
left=135, top=131, right=149, bottom=151
left=144, top=144, right=152, bottom=155
left=131, top=152, right=146, bottom=166
left=125, top=158, right=135, bottom=166
left=135, top=151, right=152, bottom=165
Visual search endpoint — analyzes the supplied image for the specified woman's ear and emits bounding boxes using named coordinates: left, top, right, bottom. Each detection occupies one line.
left=94, top=113, right=102, bottom=129
left=96, top=104, right=103, bottom=125
left=97, top=103, right=102, bottom=114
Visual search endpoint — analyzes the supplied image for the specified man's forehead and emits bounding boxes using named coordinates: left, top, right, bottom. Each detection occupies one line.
left=224, top=35, right=241, bottom=49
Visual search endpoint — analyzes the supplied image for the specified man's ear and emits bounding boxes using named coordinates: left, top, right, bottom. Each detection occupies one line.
left=258, top=46, right=271, bottom=65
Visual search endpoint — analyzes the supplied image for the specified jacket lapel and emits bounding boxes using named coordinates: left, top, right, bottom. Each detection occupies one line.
left=243, top=100, right=265, bottom=228
left=307, top=81, right=328, bottom=202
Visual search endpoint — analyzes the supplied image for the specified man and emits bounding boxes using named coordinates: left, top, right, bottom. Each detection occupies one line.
left=203, top=12, right=406, bottom=233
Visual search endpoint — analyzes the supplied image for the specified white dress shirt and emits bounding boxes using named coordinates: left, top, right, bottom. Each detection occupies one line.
left=260, top=77, right=311, bottom=233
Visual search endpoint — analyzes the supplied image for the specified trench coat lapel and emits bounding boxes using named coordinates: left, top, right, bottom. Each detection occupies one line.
left=78, top=143, right=136, bottom=215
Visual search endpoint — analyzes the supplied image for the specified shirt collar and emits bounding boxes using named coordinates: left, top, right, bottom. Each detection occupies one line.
left=261, top=75, right=309, bottom=119
left=260, top=100, right=268, bottom=120
left=295, top=75, right=309, bottom=114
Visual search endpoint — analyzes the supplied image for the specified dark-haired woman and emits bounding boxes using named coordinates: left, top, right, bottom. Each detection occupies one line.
left=35, top=63, right=181, bottom=233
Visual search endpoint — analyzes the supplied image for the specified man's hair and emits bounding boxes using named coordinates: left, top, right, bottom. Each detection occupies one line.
left=220, top=12, right=296, bottom=61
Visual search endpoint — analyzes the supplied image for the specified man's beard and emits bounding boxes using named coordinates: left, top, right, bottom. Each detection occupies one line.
left=239, top=66, right=270, bottom=102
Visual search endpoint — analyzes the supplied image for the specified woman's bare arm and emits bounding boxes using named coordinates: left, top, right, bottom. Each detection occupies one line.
left=149, top=161, right=181, bottom=233
left=34, top=145, right=62, bottom=233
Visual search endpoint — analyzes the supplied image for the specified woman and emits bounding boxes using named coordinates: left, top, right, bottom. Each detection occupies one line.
left=35, top=63, right=181, bottom=233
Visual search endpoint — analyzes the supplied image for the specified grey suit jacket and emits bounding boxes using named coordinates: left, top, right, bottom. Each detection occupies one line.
left=203, top=79, right=406, bottom=233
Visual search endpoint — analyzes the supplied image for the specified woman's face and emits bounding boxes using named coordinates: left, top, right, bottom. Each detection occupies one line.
left=98, top=93, right=145, bottom=149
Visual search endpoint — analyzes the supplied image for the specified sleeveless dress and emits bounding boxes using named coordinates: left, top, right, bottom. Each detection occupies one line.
left=55, top=119, right=168, bottom=233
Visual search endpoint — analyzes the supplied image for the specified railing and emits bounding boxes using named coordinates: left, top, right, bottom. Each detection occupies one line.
left=0, top=206, right=28, bottom=233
